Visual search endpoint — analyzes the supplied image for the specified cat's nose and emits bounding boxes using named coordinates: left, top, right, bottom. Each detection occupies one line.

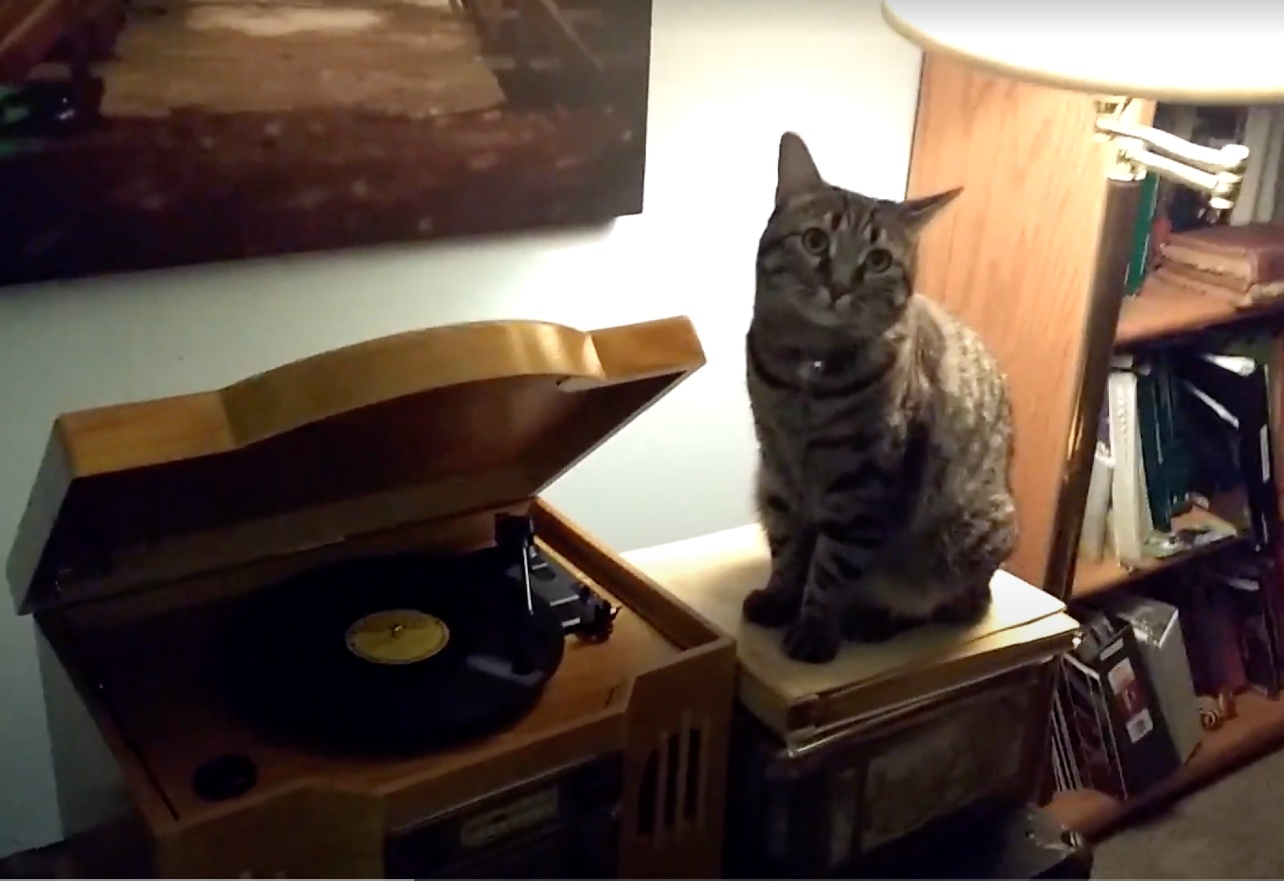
left=834, top=258, right=864, bottom=290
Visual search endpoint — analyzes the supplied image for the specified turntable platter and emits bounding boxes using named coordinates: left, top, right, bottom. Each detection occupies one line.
left=220, top=551, right=566, bottom=754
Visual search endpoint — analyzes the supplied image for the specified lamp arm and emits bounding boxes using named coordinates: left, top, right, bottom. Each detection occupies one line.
left=1095, top=117, right=1251, bottom=210
left=1121, top=145, right=1245, bottom=208
left=1097, top=118, right=1249, bottom=175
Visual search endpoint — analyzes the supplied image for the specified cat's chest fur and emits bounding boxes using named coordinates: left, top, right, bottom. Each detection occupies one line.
left=752, top=344, right=916, bottom=505
left=751, top=319, right=914, bottom=422
left=778, top=357, right=910, bottom=445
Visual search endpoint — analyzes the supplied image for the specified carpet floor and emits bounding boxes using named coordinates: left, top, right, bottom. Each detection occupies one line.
left=1092, top=747, right=1284, bottom=878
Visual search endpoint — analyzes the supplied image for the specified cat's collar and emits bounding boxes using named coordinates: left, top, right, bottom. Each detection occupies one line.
left=798, top=349, right=858, bottom=376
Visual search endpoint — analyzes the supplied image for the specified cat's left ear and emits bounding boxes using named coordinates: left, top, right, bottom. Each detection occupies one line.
left=776, top=132, right=824, bottom=205
left=899, top=187, right=962, bottom=234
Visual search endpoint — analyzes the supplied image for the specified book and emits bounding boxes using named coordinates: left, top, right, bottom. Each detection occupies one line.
left=1208, top=551, right=1284, bottom=687
left=1161, top=223, right=1284, bottom=294
left=1080, top=441, right=1114, bottom=563
left=1061, top=610, right=1182, bottom=800
left=1136, top=360, right=1172, bottom=533
left=1107, top=359, right=1153, bottom=566
left=1174, top=347, right=1279, bottom=551
left=1090, top=592, right=1203, bottom=762
left=625, top=525, right=1079, bottom=748
left=1207, top=568, right=1279, bottom=698
left=1150, top=262, right=1284, bottom=308
left=1125, top=171, right=1162, bottom=296
left=1153, top=351, right=1194, bottom=521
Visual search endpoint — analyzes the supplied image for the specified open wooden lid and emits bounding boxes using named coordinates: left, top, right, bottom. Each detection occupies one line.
left=9, top=317, right=705, bottom=614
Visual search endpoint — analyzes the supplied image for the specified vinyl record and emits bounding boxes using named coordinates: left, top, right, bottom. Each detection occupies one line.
left=220, top=550, right=565, bottom=754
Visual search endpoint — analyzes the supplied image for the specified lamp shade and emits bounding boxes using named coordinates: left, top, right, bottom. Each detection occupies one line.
left=881, top=0, right=1284, bottom=104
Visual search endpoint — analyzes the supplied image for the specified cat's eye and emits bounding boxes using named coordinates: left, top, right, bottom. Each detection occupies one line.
left=865, top=248, right=894, bottom=272
left=800, top=228, right=829, bottom=255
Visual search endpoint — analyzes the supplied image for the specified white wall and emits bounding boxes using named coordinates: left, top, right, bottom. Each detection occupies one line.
left=0, top=0, right=923, bottom=854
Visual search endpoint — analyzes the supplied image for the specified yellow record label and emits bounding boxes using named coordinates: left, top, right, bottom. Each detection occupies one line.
left=344, top=609, right=449, bottom=665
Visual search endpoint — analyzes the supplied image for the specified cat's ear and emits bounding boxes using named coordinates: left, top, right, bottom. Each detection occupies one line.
left=776, top=132, right=823, bottom=205
left=899, top=187, right=962, bottom=233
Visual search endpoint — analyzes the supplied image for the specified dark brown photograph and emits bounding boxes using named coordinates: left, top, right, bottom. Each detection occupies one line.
left=0, top=0, right=651, bottom=287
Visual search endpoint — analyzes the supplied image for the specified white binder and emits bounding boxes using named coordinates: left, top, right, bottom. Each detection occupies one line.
left=1107, top=358, right=1153, bottom=567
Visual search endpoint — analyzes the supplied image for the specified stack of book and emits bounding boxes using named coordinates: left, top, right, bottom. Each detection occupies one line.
left=1149, top=223, right=1284, bottom=309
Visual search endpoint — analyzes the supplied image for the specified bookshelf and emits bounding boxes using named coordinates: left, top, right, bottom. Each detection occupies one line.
left=1052, top=191, right=1284, bottom=839
left=908, top=55, right=1284, bottom=847
left=1116, top=280, right=1284, bottom=349
left=1071, top=509, right=1248, bottom=599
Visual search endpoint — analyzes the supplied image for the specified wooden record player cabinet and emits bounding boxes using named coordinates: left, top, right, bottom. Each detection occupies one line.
left=7, top=317, right=737, bottom=879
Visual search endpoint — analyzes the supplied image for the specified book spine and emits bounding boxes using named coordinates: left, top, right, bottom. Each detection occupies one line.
left=1125, top=171, right=1161, bottom=295
left=1137, top=361, right=1172, bottom=533
left=1107, top=367, right=1150, bottom=566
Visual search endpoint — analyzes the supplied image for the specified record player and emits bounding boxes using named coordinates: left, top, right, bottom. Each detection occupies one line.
left=8, top=317, right=737, bottom=879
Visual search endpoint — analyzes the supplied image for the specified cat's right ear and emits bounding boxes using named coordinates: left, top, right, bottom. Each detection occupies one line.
left=776, top=132, right=823, bottom=205
left=899, top=187, right=962, bottom=233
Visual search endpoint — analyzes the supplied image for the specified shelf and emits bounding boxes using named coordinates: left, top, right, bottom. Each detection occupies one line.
left=1116, top=281, right=1284, bottom=349
left=1072, top=509, right=1246, bottom=600
left=1046, top=690, right=1284, bottom=840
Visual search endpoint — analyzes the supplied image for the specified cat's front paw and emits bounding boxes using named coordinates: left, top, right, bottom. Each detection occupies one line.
left=932, top=582, right=993, bottom=626
left=782, top=614, right=841, bottom=664
left=742, top=585, right=801, bottom=628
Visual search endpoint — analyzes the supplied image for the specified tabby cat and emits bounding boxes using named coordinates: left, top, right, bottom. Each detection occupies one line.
left=743, top=131, right=1017, bottom=664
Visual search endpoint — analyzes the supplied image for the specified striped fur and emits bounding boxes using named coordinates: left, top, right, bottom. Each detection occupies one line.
left=743, top=132, right=1017, bottom=663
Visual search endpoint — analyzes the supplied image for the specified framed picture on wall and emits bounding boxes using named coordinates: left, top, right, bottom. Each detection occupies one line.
left=0, top=0, right=652, bottom=288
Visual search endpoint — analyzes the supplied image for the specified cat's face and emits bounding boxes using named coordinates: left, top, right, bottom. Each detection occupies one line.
left=756, top=132, right=959, bottom=337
